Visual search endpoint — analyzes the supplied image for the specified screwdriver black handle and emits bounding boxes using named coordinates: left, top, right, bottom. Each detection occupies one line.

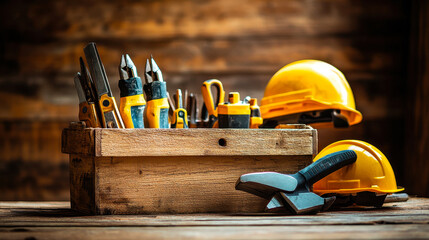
left=298, top=150, right=357, bottom=186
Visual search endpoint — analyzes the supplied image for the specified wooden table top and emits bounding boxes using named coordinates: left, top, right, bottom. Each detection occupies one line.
left=0, top=198, right=428, bottom=239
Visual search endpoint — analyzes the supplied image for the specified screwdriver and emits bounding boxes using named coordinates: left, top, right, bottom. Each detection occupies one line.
left=118, top=54, right=146, bottom=128
left=249, top=98, right=263, bottom=128
left=84, top=42, right=124, bottom=128
left=171, top=89, right=189, bottom=128
left=186, top=93, right=197, bottom=128
left=143, top=56, right=169, bottom=128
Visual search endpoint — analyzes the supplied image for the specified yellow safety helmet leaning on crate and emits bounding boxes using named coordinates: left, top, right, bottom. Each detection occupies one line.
left=260, top=60, right=362, bottom=128
left=312, top=140, right=404, bottom=195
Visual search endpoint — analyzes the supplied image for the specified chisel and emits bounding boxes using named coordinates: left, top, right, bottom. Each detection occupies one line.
left=73, top=57, right=102, bottom=128
left=84, top=42, right=124, bottom=128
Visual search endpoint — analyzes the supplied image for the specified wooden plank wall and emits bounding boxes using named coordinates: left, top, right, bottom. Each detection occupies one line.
left=0, top=0, right=412, bottom=200
left=404, top=0, right=429, bottom=197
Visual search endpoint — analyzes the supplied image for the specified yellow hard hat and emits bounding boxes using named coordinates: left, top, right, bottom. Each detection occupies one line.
left=312, top=140, right=404, bottom=195
left=260, top=60, right=362, bottom=128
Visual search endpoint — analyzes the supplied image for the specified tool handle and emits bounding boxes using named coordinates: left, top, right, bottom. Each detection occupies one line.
left=299, top=150, right=357, bottom=186
left=171, top=109, right=189, bottom=128
left=201, top=79, right=225, bottom=127
left=98, top=94, right=125, bottom=128
left=118, top=77, right=146, bottom=128
left=119, top=96, right=146, bottom=128
left=79, top=102, right=102, bottom=128
left=145, top=98, right=170, bottom=128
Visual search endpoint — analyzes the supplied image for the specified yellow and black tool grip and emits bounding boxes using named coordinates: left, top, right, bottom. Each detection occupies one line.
left=119, top=77, right=146, bottom=128
left=144, top=81, right=169, bottom=128
left=201, top=79, right=225, bottom=128
left=145, top=98, right=169, bottom=128
left=171, top=109, right=188, bottom=128
left=78, top=102, right=101, bottom=128
left=249, top=98, right=263, bottom=129
left=99, top=94, right=125, bottom=128
left=218, top=92, right=250, bottom=128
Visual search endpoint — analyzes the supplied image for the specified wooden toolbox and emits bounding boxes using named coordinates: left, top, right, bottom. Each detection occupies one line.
left=61, top=123, right=317, bottom=215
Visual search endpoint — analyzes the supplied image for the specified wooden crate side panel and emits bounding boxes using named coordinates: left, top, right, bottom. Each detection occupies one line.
left=98, top=128, right=316, bottom=157
left=94, top=155, right=311, bottom=214
left=62, top=128, right=96, bottom=156
left=69, top=155, right=95, bottom=214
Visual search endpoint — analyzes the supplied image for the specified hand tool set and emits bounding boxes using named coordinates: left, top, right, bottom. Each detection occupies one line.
left=72, top=43, right=406, bottom=215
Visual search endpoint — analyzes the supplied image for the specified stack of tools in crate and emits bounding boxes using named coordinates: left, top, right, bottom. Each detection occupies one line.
left=72, top=42, right=406, bottom=215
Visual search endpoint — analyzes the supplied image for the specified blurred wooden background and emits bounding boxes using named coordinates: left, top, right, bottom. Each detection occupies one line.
left=0, top=0, right=426, bottom=200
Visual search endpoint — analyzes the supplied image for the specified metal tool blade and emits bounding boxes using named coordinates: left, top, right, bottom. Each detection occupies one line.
left=74, top=73, right=86, bottom=104
left=175, top=89, right=183, bottom=109
left=119, top=54, right=137, bottom=80
left=144, top=58, right=153, bottom=83
left=187, top=93, right=197, bottom=125
left=150, top=55, right=163, bottom=82
left=235, top=172, right=298, bottom=199
left=265, top=193, right=288, bottom=213
left=84, top=42, right=112, bottom=98
left=280, top=191, right=325, bottom=215
left=266, top=192, right=333, bottom=214
left=384, top=193, right=409, bottom=203
left=79, top=57, right=97, bottom=103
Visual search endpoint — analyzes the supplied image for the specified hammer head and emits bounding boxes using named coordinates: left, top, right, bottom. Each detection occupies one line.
left=235, top=172, right=298, bottom=199
left=266, top=192, right=336, bottom=214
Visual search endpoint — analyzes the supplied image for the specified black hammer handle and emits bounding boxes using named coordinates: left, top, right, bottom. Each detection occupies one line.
left=299, top=150, right=357, bottom=186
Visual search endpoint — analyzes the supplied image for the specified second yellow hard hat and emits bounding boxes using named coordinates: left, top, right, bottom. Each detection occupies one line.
left=312, top=140, right=404, bottom=195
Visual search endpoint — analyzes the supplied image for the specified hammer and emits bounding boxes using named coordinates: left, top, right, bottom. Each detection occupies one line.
left=236, top=150, right=357, bottom=214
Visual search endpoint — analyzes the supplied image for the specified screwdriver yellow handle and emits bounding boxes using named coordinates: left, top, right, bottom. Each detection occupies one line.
left=201, top=79, right=225, bottom=128
left=171, top=109, right=188, bottom=128
left=99, top=94, right=124, bottom=128
left=249, top=98, right=263, bottom=129
left=79, top=102, right=101, bottom=128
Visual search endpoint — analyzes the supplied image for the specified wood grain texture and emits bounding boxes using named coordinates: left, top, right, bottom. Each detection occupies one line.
left=96, top=128, right=316, bottom=157
left=61, top=127, right=317, bottom=157
left=0, top=198, right=428, bottom=239
left=1, top=198, right=429, bottom=226
left=404, top=0, right=429, bottom=197
left=0, top=0, right=406, bottom=41
left=94, top=155, right=311, bottom=214
left=0, top=0, right=413, bottom=201
left=69, top=155, right=95, bottom=215
left=64, top=126, right=316, bottom=214
left=1, top=225, right=429, bottom=240
left=61, top=128, right=95, bottom=156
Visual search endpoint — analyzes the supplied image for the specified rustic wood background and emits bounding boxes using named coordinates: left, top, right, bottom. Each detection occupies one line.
left=0, top=0, right=422, bottom=200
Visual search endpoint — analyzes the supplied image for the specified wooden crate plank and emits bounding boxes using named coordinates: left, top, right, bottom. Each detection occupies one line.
left=0, top=225, right=429, bottom=240
left=69, top=155, right=95, bottom=215
left=12, top=37, right=405, bottom=76
left=61, top=128, right=95, bottom=156
left=404, top=0, right=429, bottom=197
left=0, top=0, right=406, bottom=41
left=96, top=128, right=316, bottom=157
left=94, top=155, right=311, bottom=214
left=0, top=198, right=429, bottom=226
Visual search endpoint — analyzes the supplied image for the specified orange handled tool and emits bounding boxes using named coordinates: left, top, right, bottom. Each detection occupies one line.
left=201, top=79, right=225, bottom=128
left=84, top=42, right=124, bottom=128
